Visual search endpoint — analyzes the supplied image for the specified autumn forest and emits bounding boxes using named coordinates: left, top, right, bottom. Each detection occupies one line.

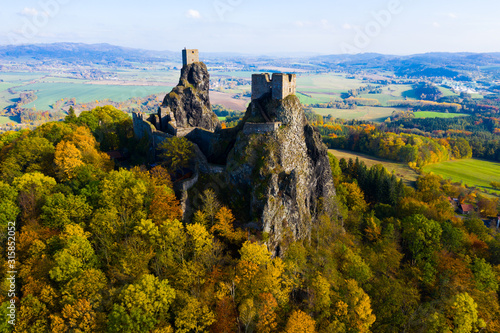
left=0, top=105, right=498, bottom=332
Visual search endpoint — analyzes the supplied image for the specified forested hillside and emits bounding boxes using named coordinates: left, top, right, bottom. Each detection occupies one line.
left=0, top=106, right=499, bottom=332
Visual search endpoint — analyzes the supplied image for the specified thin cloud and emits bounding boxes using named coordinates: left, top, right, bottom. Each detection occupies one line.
left=448, top=13, right=458, bottom=19
left=19, top=7, right=39, bottom=17
left=186, top=9, right=202, bottom=19
left=292, top=20, right=333, bottom=30
left=433, top=22, right=441, bottom=28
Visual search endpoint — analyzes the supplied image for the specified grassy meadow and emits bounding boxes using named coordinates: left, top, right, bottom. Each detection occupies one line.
left=315, top=106, right=396, bottom=123
left=423, top=159, right=500, bottom=195
left=0, top=116, right=16, bottom=125
left=16, top=83, right=171, bottom=110
left=413, top=111, right=470, bottom=119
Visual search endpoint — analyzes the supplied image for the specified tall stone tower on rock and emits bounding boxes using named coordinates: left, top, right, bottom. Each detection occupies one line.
left=158, top=49, right=220, bottom=135
left=182, top=48, right=199, bottom=67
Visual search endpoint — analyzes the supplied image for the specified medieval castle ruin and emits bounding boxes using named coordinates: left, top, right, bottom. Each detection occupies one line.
left=251, top=73, right=297, bottom=100
left=132, top=50, right=336, bottom=249
left=133, top=49, right=298, bottom=164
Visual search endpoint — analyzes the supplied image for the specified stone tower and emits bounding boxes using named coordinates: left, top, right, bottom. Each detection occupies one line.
left=251, top=73, right=297, bottom=100
left=182, top=48, right=199, bottom=67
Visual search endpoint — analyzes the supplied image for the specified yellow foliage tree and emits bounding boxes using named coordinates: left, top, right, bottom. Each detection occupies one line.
left=54, top=140, right=84, bottom=180
left=239, top=298, right=257, bottom=333
left=345, top=279, right=376, bottom=333
left=186, top=223, right=213, bottom=259
left=211, top=206, right=245, bottom=244
left=338, top=182, right=368, bottom=213
left=236, top=241, right=292, bottom=305
left=310, top=272, right=331, bottom=312
left=174, top=293, right=216, bottom=333
left=284, top=310, right=316, bottom=333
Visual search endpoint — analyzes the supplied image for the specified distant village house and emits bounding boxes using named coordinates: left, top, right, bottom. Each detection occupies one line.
left=458, top=203, right=474, bottom=215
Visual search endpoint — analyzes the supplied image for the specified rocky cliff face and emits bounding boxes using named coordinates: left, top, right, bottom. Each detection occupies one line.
left=226, top=95, right=337, bottom=254
left=161, top=62, right=220, bottom=132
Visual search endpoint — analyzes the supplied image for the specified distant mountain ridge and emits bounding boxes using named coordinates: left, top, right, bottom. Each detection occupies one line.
left=2, top=43, right=500, bottom=78
left=0, top=42, right=178, bottom=64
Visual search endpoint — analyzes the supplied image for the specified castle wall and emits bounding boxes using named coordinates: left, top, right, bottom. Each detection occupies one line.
left=133, top=112, right=172, bottom=148
left=158, top=106, right=173, bottom=132
left=174, top=171, right=199, bottom=192
left=251, top=73, right=297, bottom=101
left=251, top=74, right=272, bottom=100
left=243, top=122, right=282, bottom=135
left=133, top=112, right=156, bottom=140
left=272, top=74, right=297, bottom=100
left=182, top=49, right=199, bottom=66
left=185, top=128, right=217, bottom=157
left=177, top=127, right=198, bottom=138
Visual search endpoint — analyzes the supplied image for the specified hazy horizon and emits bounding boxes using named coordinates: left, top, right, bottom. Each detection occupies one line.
left=1, top=0, right=500, bottom=55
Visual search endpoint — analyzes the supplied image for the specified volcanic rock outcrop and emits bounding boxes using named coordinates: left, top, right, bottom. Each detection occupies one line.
left=226, top=94, right=337, bottom=254
left=158, top=62, right=220, bottom=134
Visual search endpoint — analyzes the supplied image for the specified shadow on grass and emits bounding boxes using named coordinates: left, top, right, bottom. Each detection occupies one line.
left=477, top=185, right=500, bottom=197
left=402, top=89, right=418, bottom=99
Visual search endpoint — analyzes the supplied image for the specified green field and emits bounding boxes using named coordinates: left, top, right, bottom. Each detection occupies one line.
left=356, top=84, right=417, bottom=105
left=414, top=111, right=470, bottom=119
left=38, top=77, right=93, bottom=84
left=0, top=116, right=15, bottom=125
left=314, top=106, right=396, bottom=123
left=0, top=82, right=19, bottom=91
left=0, top=89, right=18, bottom=110
left=298, top=74, right=364, bottom=92
left=0, top=72, right=48, bottom=83
left=329, top=149, right=418, bottom=186
left=16, top=83, right=171, bottom=110
left=297, top=92, right=334, bottom=105
left=358, top=93, right=393, bottom=105
left=438, top=86, right=459, bottom=97
left=423, top=159, right=500, bottom=195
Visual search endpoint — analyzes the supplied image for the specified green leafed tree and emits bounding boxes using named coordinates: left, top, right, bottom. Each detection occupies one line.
left=40, top=193, right=92, bottom=229
left=401, top=214, right=442, bottom=264
left=159, top=136, right=194, bottom=175
left=107, top=274, right=176, bottom=333
left=49, top=224, right=97, bottom=283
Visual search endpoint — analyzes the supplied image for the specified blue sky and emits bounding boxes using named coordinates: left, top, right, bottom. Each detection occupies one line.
left=1, top=0, right=500, bottom=55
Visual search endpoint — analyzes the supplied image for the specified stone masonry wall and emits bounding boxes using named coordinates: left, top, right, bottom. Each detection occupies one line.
left=182, top=48, right=199, bottom=67
left=243, top=122, right=282, bottom=135
left=133, top=113, right=156, bottom=140
left=251, top=73, right=272, bottom=100
left=133, top=112, right=171, bottom=146
left=272, top=74, right=297, bottom=100
left=251, top=73, right=297, bottom=101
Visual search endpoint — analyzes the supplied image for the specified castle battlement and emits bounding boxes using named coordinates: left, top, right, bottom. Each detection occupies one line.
left=182, top=48, right=199, bottom=67
left=251, top=73, right=297, bottom=101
